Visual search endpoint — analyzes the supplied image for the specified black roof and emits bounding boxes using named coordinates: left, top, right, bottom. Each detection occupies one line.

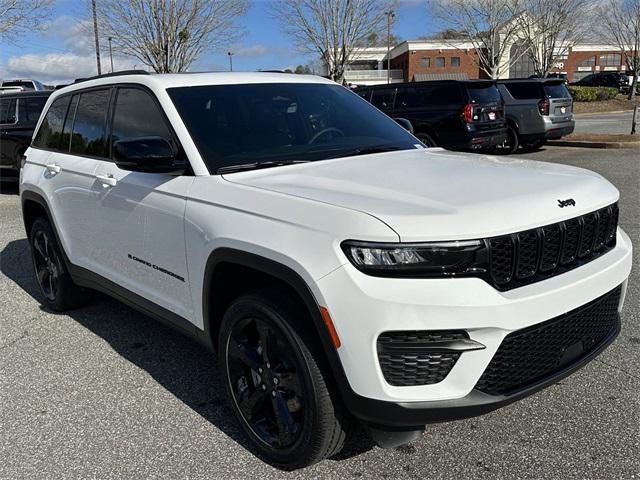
left=356, top=79, right=496, bottom=90
left=497, top=78, right=565, bottom=84
left=0, top=90, right=53, bottom=99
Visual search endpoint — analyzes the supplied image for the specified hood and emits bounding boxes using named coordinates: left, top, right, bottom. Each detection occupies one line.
left=222, top=148, right=619, bottom=242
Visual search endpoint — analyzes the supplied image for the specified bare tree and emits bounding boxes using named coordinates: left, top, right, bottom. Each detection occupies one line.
left=431, top=0, right=529, bottom=79
left=273, top=0, right=394, bottom=82
left=93, top=0, right=248, bottom=73
left=595, top=0, right=640, bottom=99
left=515, top=0, right=590, bottom=77
left=0, top=0, right=52, bottom=40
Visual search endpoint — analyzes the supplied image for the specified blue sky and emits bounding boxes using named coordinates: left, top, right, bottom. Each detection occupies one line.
left=0, top=0, right=436, bottom=84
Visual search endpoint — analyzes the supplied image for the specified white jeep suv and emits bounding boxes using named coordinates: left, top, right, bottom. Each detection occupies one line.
left=20, top=71, right=632, bottom=469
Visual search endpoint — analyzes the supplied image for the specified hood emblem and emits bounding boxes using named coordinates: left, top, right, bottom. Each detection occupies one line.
left=557, top=198, right=576, bottom=208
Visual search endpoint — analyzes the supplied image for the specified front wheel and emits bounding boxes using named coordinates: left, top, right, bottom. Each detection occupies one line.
left=219, top=291, right=354, bottom=469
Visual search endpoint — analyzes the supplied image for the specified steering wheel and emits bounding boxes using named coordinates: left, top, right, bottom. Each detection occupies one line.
left=308, top=127, right=345, bottom=144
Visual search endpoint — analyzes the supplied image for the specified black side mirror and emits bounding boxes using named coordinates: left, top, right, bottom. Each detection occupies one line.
left=113, top=136, right=186, bottom=174
left=393, top=117, right=414, bottom=134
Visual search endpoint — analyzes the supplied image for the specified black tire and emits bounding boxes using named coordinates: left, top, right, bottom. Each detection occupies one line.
left=29, top=217, right=91, bottom=311
left=218, top=290, right=355, bottom=470
left=416, top=132, right=437, bottom=147
left=521, top=139, right=546, bottom=151
left=493, top=125, right=519, bottom=154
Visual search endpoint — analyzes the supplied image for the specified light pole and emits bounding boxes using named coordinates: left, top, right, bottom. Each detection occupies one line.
left=385, top=10, right=395, bottom=84
left=108, top=37, right=114, bottom=72
left=228, top=51, right=234, bottom=72
left=91, top=0, right=101, bottom=75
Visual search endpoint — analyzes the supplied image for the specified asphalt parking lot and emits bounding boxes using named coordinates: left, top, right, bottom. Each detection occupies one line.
left=1, top=145, right=638, bottom=479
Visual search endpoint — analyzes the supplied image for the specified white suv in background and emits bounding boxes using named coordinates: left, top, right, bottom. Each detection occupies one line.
left=20, top=71, right=632, bottom=470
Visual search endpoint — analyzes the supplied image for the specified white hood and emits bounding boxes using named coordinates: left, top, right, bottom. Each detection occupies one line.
left=223, top=148, right=619, bottom=242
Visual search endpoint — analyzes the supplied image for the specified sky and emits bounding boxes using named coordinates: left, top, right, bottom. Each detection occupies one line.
left=0, top=0, right=437, bottom=85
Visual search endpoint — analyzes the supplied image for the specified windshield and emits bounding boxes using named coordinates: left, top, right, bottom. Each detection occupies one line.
left=468, top=84, right=502, bottom=104
left=168, top=83, right=420, bottom=173
left=2, top=81, right=34, bottom=89
left=543, top=83, right=570, bottom=99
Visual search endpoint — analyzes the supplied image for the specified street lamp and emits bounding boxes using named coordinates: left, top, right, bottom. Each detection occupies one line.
left=228, top=51, right=234, bottom=72
left=385, top=10, right=395, bottom=84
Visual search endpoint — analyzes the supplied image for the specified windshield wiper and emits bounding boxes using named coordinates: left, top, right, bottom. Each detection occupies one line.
left=324, top=145, right=405, bottom=160
left=217, top=159, right=309, bottom=174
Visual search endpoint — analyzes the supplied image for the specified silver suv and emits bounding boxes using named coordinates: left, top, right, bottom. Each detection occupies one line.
left=496, top=79, right=574, bottom=154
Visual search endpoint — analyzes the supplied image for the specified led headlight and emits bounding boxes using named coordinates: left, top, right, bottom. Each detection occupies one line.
left=341, top=240, right=486, bottom=277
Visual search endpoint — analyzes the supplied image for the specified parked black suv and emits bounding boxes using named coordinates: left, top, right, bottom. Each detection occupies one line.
left=0, top=90, right=51, bottom=181
left=355, top=80, right=507, bottom=150
left=571, top=72, right=629, bottom=94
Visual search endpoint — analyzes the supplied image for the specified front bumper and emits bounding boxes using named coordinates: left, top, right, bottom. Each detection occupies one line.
left=314, top=228, right=632, bottom=425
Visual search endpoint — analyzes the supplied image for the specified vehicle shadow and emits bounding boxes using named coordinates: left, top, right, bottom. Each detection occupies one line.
left=0, top=180, right=19, bottom=195
left=0, top=238, right=372, bottom=468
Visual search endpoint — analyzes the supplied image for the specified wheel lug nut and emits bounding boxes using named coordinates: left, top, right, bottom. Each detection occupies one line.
left=273, top=378, right=279, bottom=385
left=258, top=368, right=263, bottom=374
left=266, top=362, right=271, bottom=369
left=271, top=391, right=277, bottom=397
left=261, top=384, right=266, bottom=391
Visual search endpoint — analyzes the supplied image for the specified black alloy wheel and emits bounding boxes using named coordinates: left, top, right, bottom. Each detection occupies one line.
left=32, top=227, right=60, bottom=302
left=226, top=315, right=305, bottom=449
left=493, top=125, right=519, bottom=154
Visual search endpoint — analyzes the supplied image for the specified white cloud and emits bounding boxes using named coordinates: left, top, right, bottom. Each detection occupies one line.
left=1, top=52, right=137, bottom=84
left=233, top=44, right=269, bottom=57
left=45, top=16, right=94, bottom=56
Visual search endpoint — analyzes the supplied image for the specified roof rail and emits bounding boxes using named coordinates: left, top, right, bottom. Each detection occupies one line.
left=73, top=70, right=150, bottom=84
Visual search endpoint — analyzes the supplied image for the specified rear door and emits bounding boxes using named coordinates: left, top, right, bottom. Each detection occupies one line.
left=91, top=86, right=193, bottom=319
left=0, top=96, right=19, bottom=172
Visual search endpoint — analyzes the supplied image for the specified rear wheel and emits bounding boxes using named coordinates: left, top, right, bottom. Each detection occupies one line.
left=30, top=217, right=91, bottom=311
left=219, top=290, right=354, bottom=469
left=416, top=133, right=436, bottom=147
left=493, top=125, right=519, bottom=154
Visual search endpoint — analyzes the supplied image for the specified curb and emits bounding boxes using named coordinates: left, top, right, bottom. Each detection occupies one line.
left=548, top=139, right=640, bottom=149
left=573, top=110, right=635, bottom=117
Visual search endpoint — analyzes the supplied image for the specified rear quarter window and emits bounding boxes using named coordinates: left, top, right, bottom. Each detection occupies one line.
left=503, top=82, right=541, bottom=100
left=468, top=84, right=502, bottom=104
left=0, top=97, right=17, bottom=124
left=18, top=96, right=48, bottom=123
left=33, top=96, right=71, bottom=149
left=398, top=83, right=463, bottom=107
left=543, top=83, right=570, bottom=99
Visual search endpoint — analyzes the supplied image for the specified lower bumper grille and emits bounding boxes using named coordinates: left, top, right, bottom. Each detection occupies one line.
left=475, top=286, right=621, bottom=396
left=377, top=331, right=468, bottom=386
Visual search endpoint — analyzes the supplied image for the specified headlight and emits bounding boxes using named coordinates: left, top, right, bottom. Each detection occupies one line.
left=341, top=240, right=486, bottom=277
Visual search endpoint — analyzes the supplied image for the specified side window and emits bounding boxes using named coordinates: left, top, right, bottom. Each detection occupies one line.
left=18, top=96, right=48, bottom=123
left=0, top=98, right=17, bottom=124
left=111, top=88, right=173, bottom=152
left=505, top=82, right=541, bottom=100
left=370, top=88, right=396, bottom=110
left=414, top=84, right=462, bottom=106
left=33, top=96, right=71, bottom=150
left=70, top=89, right=111, bottom=157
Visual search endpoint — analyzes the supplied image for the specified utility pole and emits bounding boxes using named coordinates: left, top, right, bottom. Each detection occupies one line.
left=108, top=37, right=114, bottom=73
left=91, top=0, right=101, bottom=75
left=164, top=43, right=169, bottom=73
left=384, top=10, right=395, bottom=84
left=228, top=51, right=234, bottom=71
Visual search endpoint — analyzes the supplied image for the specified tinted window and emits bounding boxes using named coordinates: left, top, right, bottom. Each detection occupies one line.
left=599, top=53, right=621, bottom=67
left=370, top=88, right=396, bottom=110
left=60, top=95, right=80, bottom=153
left=168, top=83, right=419, bottom=173
left=111, top=88, right=173, bottom=154
left=18, top=96, right=48, bottom=123
left=70, top=89, right=110, bottom=157
left=2, top=81, right=34, bottom=89
left=543, top=83, right=570, bottom=99
left=397, top=83, right=463, bottom=107
left=0, top=98, right=17, bottom=124
left=436, top=57, right=445, bottom=68
left=468, top=84, right=502, bottom=104
left=504, top=82, right=541, bottom=100
left=33, top=96, right=71, bottom=149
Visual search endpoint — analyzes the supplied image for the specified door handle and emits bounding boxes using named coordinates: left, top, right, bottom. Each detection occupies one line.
left=45, top=163, right=61, bottom=174
left=96, top=174, right=117, bottom=187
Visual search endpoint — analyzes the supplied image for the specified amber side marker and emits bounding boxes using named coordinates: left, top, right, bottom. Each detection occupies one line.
left=319, top=306, right=341, bottom=349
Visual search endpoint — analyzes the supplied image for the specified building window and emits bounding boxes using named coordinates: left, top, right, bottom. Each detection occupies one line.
left=599, top=53, right=622, bottom=67
left=436, top=57, right=445, bottom=68
left=451, top=57, right=460, bottom=67
left=420, top=57, right=430, bottom=68
left=578, top=56, right=596, bottom=67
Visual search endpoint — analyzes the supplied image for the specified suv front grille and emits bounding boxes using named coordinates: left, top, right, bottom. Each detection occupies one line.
left=487, top=203, right=618, bottom=290
left=475, top=286, right=621, bottom=396
left=377, top=331, right=467, bottom=386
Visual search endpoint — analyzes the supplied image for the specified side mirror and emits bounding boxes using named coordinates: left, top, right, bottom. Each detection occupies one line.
left=113, top=136, right=186, bottom=174
left=393, top=117, right=414, bottom=134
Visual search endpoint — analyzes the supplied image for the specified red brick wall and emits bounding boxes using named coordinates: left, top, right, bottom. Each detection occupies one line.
left=390, top=48, right=484, bottom=81
left=559, top=49, right=627, bottom=81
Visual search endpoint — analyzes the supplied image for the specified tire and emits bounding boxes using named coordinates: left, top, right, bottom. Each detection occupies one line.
left=29, top=217, right=91, bottom=311
left=218, top=290, right=355, bottom=469
left=416, top=132, right=437, bottom=147
left=521, top=139, right=546, bottom=151
left=492, top=125, right=519, bottom=154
